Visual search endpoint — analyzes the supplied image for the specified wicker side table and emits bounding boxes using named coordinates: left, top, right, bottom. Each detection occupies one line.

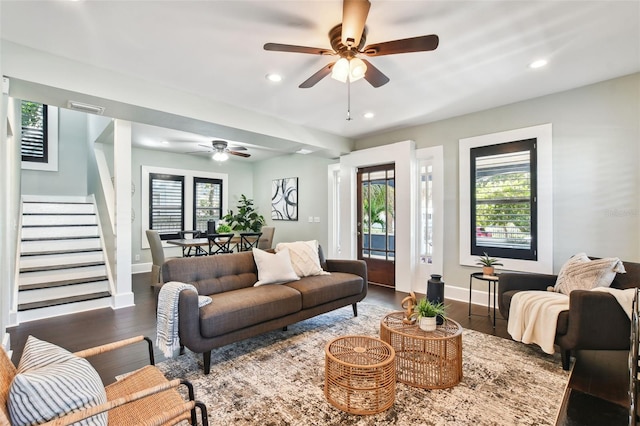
left=380, top=312, right=463, bottom=389
left=324, top=335, right=396, bottom=415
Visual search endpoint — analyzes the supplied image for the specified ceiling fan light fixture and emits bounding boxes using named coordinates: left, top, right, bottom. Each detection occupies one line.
left=331, top=58, right=350, bottom=82
left=331, top=57, right=367, bottom=83
left=349, top=57, right=367, bottom=82
left=212, top=151, right=229, bottom=162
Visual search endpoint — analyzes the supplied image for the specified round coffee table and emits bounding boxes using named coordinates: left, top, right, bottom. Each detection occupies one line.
left=324, top=335, right=396, bottom=415
left=380, top=312, right=463, bottom=389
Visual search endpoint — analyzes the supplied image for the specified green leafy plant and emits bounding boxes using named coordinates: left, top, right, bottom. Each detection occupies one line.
left=414, top=298, right=446, bottom=319
left=221, top=195, right=265, bottom=232
left=475, top=252, right=503, bottom=267
left=215, top=223, right=232, bottom=233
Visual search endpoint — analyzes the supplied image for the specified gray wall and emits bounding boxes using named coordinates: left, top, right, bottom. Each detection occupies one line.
left=354, top=72, right=640, bottom=290
left=21, top=108, right=89, bottom=195
left=252, top=154, right=336, bottom=250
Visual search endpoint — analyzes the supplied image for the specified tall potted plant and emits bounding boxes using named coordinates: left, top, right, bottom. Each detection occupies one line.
left=222, top=194, right=265, bottom=232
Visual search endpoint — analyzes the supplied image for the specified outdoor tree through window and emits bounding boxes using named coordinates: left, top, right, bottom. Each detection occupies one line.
left=471, top=138, right=537, bottom=260
left=21, top=101, right=48, bottom=163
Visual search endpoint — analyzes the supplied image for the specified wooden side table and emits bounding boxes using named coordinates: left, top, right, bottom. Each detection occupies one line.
left=468, top=272, right=500, bottom=328
left=324, top=335, right=396, bottom=415
left=380, top=312, right=462, bottom=389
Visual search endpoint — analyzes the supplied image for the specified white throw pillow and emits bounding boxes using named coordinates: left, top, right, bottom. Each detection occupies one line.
left=275, top=240, right=330, bottom=277
left=8, top=336, right=108, bottom=426
left=252, top=247, right=300, bottom=286
left=554, top=253, right=626, bottom=295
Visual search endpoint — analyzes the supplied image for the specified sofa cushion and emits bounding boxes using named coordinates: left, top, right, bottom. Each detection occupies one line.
left=275, top=240, right=329, bottom=278
left=252, top=247, right=300, bottom=286
left=199, top=285, right=302, bottom=338
left=554, top=253, right=626, bottom=295
left=163, top=251, right=258, bottom=295
left=285, top=272, right=364, bottom=309
left=8, top=336, right=107, bottom=426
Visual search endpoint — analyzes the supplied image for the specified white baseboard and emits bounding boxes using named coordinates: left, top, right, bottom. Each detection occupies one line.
left=132, top=262, right=152, bottom=274
left=112, top=292, right=135, bottom=309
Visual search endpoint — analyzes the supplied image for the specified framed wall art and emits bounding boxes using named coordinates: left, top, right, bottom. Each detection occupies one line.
left=272, top=177, right=298, bottom=221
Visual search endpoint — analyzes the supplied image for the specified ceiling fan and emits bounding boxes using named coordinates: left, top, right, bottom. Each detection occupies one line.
left=188, top=140, right=250, bottom=161
left=264, top=0, right=439, bottom=89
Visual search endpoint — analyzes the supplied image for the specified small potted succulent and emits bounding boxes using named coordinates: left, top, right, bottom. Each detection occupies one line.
left=476, top=252, right=503, bottom=276
left=414, top=298, right=446, bottom=332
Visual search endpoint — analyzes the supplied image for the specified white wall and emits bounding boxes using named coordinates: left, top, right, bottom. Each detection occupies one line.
left=354, top=73, right=640, bottom=292
left=252, top=154, right=336, bottom=250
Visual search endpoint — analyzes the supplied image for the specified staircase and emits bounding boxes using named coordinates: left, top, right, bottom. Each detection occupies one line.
left=17, top=196, right=113, bottom=323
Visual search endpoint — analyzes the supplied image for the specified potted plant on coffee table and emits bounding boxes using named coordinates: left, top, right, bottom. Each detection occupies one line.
left=414, top=298, right=446, bottom=332
left=476, top=252, right=503, bottom=276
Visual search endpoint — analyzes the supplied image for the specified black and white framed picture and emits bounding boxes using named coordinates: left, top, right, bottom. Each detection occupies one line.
left=272, top=177, right=298, bottom=221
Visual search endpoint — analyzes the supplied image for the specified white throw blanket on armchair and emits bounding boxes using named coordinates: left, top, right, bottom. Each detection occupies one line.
left=507, top=288, right=636, bottom=354
left=507, top=291, right=569, bottom=354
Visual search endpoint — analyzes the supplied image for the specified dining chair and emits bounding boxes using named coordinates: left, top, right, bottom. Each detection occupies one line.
left=257, top=226, right=275, bottom=249
left=146, top=230, right=167, bottom=287
left=238, top=232, right=262, bottom=252
left=207, top=233, right=234, bottom=255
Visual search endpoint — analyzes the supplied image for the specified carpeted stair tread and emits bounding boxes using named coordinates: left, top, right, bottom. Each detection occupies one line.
left=21, top=248, right=102, bottom=257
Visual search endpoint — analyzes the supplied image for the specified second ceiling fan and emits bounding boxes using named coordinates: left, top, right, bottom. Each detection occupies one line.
left=264, top=0, right=439, bottom=89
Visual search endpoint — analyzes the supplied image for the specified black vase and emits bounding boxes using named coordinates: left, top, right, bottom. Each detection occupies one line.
left=427, top=274, right=445, bottom=325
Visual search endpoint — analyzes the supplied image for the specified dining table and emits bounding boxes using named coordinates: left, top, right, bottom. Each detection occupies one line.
left=166, top=235, right=268, bottom=257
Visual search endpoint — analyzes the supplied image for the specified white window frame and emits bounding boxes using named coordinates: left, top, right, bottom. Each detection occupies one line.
left=141, top=165, right=228, bottom=248
left=21, top=105, right=58, bottom=172
left=459, top=124, right=553, bottom=274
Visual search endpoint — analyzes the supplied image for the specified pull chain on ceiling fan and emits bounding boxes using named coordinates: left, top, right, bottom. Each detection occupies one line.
left=263, top=0, right=439, bottom=90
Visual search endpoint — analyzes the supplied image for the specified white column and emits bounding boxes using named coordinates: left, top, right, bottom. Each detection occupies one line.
left=113, top=119, right=134, bottom=308
left=1, top=77, right=21, bottom=347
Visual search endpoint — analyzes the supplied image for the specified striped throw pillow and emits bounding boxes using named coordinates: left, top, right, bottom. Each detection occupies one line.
left=554, top=253, right=626, bottom=295
left=8, top=336, right=107, bottom=426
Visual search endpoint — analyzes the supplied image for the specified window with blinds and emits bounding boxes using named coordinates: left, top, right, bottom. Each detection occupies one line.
left=470, top=138, right=537, bottom=260
left=193, top=177, right=222, bottom=232
left=21, top=101, right=48, bottom=163
left=150, top=173, right=184, bottom=240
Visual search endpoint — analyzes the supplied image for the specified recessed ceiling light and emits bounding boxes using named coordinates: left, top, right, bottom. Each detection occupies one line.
left=161, top=141, right=169, bottom=145
left=363, top=112, right=375, bottom=119
left=266, top=73, right=282, bottom=82
left=295, top=148, right=314, bottom=155
left=529, top=59, right=548, bottom=69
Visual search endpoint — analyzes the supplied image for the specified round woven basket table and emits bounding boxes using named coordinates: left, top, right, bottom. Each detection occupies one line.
left=380, top=312, right=463, bottom=389
left=324, top=335, right=396, bottom=415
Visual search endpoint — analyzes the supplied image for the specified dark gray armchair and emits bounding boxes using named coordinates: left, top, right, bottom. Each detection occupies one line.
left=498, top=259, right=640, bottom=370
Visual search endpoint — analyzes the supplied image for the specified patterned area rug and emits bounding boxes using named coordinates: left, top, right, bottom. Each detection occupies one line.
left=157, top=302, right=569, bottom=425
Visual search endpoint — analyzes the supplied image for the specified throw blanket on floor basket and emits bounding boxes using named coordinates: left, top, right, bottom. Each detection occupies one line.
left=156, top=281, right=212, bottom=358
left=507, top=288, right=636, bottom=354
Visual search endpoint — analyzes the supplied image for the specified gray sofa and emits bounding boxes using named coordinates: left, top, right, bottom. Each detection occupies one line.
left=161, top=248, right=367, bottom=374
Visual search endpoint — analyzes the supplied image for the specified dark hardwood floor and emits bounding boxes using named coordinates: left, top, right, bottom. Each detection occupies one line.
left=7, top=276, right=629, bottom=425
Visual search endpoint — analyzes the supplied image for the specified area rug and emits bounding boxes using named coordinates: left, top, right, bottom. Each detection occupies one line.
left=157, top=302, right=569, bottom=425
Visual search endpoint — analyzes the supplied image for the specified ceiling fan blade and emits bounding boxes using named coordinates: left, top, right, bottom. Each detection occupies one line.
left=299, top=62, right=335, bottom=88
left=185, top=150, right=209, bottom=155
left=342, top=0, right=370, bottom=47
left=264, top=43, right=333, bottom=56
left=361, top=59, right=390, bottom=88
left=227, top=145, right=247, bottom=151
left=362, top=34, right=439, bottom=56
left=229, top=151, right=251, bottom=158
left=198, top=144, right=212, bottom=149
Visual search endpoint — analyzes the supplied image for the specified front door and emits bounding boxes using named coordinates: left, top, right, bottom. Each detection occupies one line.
left=357, top=164, right=396, bottom=288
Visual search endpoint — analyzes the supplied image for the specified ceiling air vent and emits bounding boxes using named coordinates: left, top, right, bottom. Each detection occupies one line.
left=67, top=100, right=105, bottom=115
